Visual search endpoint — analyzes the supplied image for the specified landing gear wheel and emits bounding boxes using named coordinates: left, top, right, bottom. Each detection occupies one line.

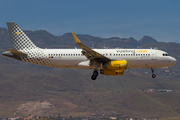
left=151, top=68, right=156, bottom=78
left=93, top=71, right=99, bottom=76
left=152, top=74, right=156, bottom=78
left=91, top=70, right=99, bottom=80
left=91, top=75, right=97, bottom=80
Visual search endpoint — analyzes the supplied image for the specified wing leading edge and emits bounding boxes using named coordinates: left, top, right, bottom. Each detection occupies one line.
left=72, top=33, right=110, bottom=62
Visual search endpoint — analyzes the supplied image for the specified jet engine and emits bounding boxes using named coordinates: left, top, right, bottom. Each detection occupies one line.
left=103, top=60, right=127, bottom=70
left=100, top=69, right=124, bottom=76
left=100, top=60, right=127, bottom=75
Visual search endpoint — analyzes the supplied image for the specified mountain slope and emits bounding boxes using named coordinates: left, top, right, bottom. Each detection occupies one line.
left=0, top=27, right=180, bottom=119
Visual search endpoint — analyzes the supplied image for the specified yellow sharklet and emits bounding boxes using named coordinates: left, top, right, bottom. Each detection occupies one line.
left=72, top=33, right=80, bottom=43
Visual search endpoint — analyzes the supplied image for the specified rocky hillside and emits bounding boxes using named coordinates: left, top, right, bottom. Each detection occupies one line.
left=0, top=27, right=180, bottom=119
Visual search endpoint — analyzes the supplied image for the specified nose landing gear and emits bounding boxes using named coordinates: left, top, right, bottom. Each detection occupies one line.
left=91, top=70, right=99, bottom=80
left=151, top=68, right=156, bottom=78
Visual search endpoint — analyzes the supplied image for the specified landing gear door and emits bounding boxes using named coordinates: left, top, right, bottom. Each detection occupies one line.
left=151, top=50, right=157, bottom=60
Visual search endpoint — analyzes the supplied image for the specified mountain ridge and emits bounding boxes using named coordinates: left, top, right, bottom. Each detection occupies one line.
left=0, top=27, right=160, bottom=49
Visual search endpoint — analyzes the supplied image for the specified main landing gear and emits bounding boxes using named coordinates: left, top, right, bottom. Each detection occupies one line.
left=151, top=68, right=156, bottom=78
left=91, top=70, right=99, bottom=80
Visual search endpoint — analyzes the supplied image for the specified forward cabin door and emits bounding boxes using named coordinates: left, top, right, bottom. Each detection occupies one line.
left=151, top=50, right=157, bottom=60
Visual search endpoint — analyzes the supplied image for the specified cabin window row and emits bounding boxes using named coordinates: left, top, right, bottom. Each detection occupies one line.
left=103, top=54, right=150, bottom=56
left=49, top=54, right=150, bottom=56
left=49, top=54, right=83, bottom=56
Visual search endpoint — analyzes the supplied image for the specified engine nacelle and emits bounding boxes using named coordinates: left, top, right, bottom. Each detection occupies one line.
left=103, top=60, right=127, bottom=70
left=100, top=69, right=124, bottom=76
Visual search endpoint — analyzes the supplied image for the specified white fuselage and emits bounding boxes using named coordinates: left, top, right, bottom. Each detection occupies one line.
left=34, top=48, right=177, bottom=69
left=4, top=22, right=177, bottom=79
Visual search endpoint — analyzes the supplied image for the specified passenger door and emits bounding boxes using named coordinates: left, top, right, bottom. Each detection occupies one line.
left=151, top=50, right=157, bottom=60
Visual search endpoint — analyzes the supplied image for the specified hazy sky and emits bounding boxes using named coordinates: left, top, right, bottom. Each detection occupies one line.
left=1, top=0, right=180, bottom=43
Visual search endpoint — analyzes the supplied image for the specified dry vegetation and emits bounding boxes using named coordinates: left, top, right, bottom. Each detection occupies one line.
left=0, top=28, right=180, bottom=119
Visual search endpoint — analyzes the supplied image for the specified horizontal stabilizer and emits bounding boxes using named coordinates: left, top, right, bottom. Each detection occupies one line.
left=8, top=49, right=27, bottom=57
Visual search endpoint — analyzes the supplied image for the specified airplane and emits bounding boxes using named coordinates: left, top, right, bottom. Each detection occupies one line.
left=3, top=22, right=177, bottom=80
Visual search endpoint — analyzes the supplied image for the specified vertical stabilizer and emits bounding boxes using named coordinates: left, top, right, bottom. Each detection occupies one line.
left=7, top=22, right=37, bottom=50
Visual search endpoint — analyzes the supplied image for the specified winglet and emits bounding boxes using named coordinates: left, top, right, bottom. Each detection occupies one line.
left=72, top=33, right=81, bottom=43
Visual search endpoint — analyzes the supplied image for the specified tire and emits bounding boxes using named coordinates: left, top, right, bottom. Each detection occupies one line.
left=152, top=74, right=156, bottom=78
left=91, top=75, right=97, bottom=80
left=93, top=71, right=99, bottom=76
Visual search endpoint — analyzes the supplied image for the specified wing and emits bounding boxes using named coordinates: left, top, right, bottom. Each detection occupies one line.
left=72, top=33, right=110, bottom=63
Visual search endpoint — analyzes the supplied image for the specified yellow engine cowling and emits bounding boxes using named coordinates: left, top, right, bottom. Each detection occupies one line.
left=100, top=69, right=124, bottom=76
left=103, top=60, right=127, bottom=70
left=100, top=60, right=127, bottom=76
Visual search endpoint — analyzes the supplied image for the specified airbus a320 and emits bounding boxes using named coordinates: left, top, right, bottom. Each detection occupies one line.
left=3, top=22, right=177, bottom=80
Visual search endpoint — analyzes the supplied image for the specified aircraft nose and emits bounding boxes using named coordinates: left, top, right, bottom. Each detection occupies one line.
left=170, top=57, right=177, bottom=65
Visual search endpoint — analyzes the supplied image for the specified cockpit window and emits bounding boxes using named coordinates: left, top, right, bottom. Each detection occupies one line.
left=163, top=53, right=169, bottom=56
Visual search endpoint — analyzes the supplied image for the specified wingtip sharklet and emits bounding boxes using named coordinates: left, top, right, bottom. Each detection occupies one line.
left=72, top=32, right=81, bottom=43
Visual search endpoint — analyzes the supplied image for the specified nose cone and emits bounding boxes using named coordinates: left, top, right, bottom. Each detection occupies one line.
left=170, top=57, right=177, bottom=66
